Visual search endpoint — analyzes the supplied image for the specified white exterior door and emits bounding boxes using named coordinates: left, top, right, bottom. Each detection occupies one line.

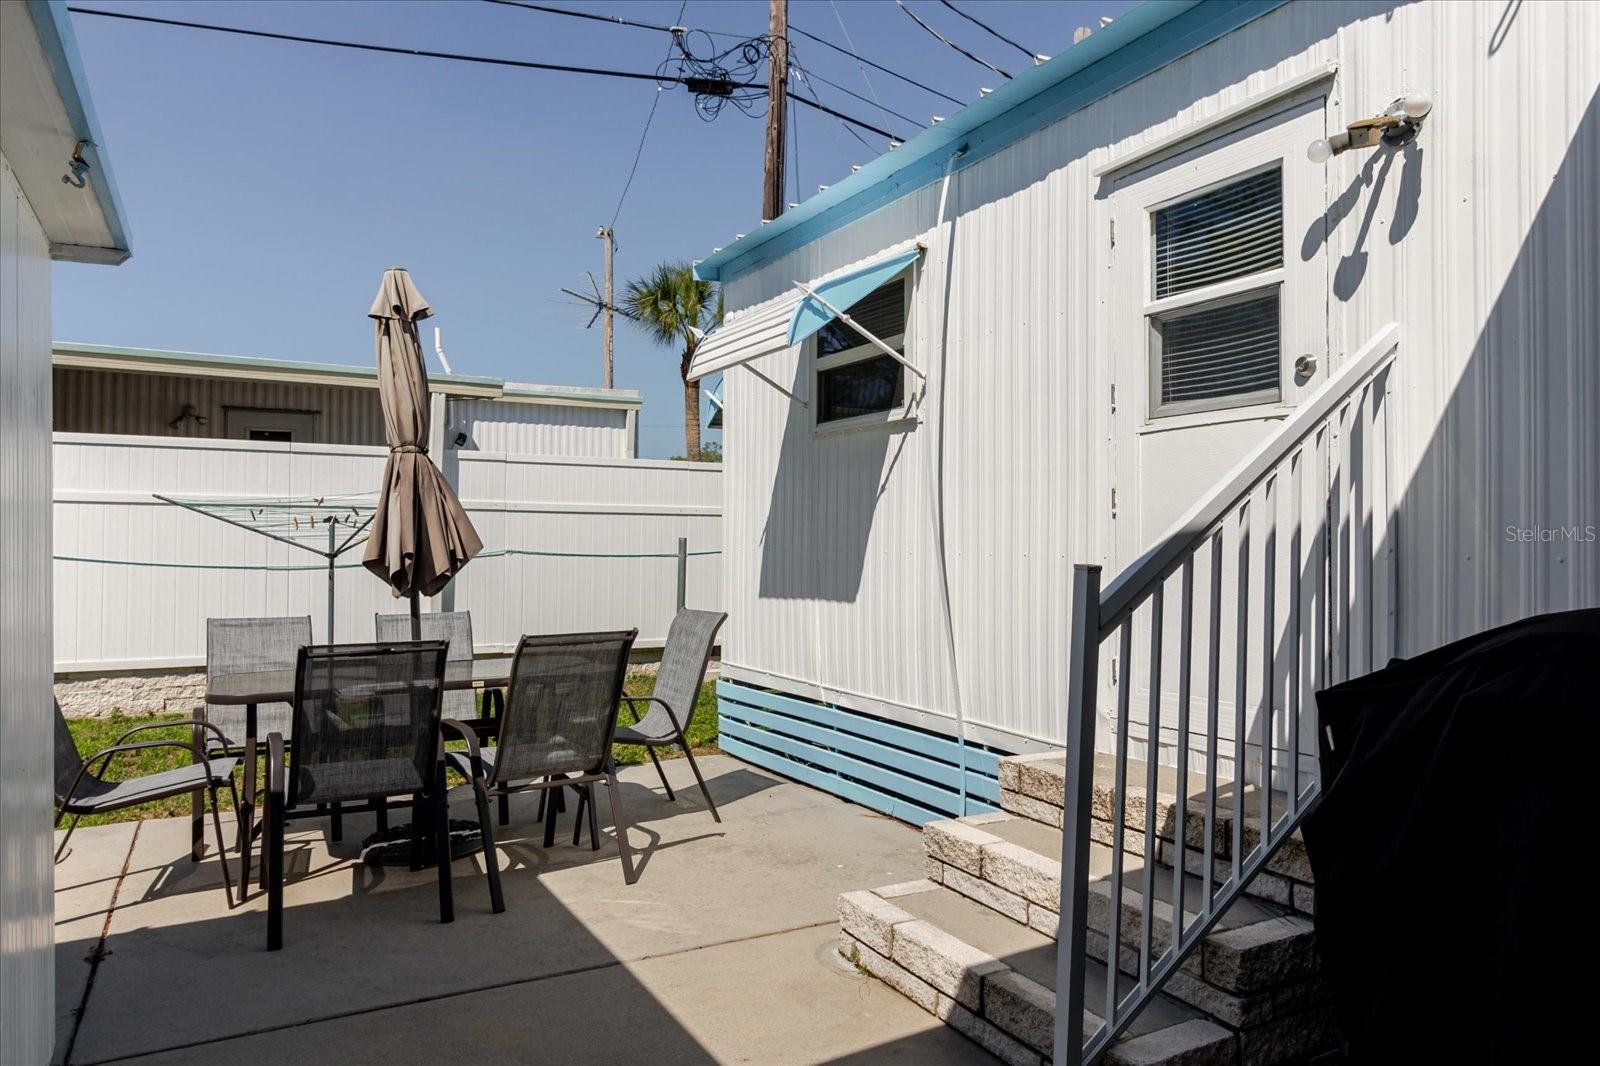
left=1105, top=97, right=1330, bottom=772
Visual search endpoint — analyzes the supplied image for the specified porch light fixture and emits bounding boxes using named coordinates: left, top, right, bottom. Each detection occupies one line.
left=1307, top=94, right=1433, bottom=162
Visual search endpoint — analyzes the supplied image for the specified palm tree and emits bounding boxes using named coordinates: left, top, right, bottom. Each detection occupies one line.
left=624, top=262, right=721, bottom=461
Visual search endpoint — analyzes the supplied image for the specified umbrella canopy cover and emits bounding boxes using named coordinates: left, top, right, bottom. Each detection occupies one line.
left=362, top=268, right=483, bottom=598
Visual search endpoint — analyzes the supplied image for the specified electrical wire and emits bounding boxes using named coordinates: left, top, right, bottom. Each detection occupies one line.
left=938, top=0, right=1039, bottom=63
left=485, top=0, right=966, bottom=110
left=829, top=0, right=892, bottom=133
left=789, top=56, right=923, bottom=131
left=610, top=0, right=688, bottom=228
left=894, top=0, right=1012, bottom=81
left=791, top=63, right=874, bottom=154
left=66, top=6, right=712, bottom=85
left=788, top=22, right=964, bottom=107
left=67, top=5, right=899, bottom=141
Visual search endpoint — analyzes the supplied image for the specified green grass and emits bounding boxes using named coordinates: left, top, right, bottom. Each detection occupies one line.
left=62, top=675, right=721, bottom=827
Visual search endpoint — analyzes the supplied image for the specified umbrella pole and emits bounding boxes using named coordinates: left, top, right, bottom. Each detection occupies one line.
left=326, top=520, right=336, bottom=644
left=409, top=589, right=421, bottom=640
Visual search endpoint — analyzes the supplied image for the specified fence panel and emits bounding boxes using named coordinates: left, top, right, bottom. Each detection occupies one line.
left=52, top=433, right=721, bottom=672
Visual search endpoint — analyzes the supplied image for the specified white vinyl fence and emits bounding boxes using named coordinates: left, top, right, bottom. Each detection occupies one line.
left=52, top=433, right=721, bottom=672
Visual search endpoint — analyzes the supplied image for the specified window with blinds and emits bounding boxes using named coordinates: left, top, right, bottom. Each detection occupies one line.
left=815, top=274, right=908, bottom=426
left=1149, top=167, right=1284, bottom=415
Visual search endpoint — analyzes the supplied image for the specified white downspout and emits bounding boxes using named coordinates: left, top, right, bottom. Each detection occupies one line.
left=433, top=327, right=455, bottom=375
left=930, top=144, right=971, bottom=813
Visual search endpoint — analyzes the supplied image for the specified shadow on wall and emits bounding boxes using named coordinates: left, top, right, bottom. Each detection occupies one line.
left=755, top=353, right=908, bottom=602
left=1387, top=85, right=1600, bottom=653
left=1301, top=139, right=1424, bottom=302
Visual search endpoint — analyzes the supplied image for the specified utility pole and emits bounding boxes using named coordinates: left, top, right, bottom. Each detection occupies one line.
left=595, top=226, right=615, bottom=389
left=763, top=0, right=789, bottom=222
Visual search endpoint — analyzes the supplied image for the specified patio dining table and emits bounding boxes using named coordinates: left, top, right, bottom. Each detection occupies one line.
left=202, top=655, right=514, bottom=873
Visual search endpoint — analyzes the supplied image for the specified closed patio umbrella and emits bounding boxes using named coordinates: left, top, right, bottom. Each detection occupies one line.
left=363, top=267, right=482, bottom=618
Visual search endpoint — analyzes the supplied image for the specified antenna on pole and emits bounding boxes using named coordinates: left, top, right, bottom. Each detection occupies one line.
left=596, top=226, right=615, bottom=389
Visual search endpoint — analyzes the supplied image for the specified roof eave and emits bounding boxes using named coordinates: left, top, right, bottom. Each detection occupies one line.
left=27, top=0, right=132, bottom=264
left=695, top=0, right=1289, bottom=286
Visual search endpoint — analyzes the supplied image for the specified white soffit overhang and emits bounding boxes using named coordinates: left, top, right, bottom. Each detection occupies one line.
left=687, top=240, right=923, bottom=382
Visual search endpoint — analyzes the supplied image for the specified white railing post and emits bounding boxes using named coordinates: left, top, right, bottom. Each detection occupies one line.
left=1055, top=563, right=1102, bottom=1066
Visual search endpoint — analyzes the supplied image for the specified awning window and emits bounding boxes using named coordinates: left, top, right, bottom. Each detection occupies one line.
left=686, top=243, right=923, bottom=383
left=786, top=247, right=921, bottom=348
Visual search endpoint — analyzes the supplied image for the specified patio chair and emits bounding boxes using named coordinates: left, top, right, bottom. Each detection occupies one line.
left=262, top=641, right=505, bottom=950
left=444, top=630, right=640, bottom=884
left=613, top=609, right=726, bottom=823
left=201, top=615, right=312, bottom=753
left=53, top=700, right=240, bottom=906
left=374, top=610, right=477, bottom=719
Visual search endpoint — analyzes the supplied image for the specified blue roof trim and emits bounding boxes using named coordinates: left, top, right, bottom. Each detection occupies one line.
left=26, top=0, right=132, bottom=261
left=695, top=0, right=1288, bottom=286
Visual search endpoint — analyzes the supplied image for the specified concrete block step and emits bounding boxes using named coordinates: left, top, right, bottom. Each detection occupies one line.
left=839, top=880, right=1236, bottom=1066
left=997, top=752, right=1314, bottom=913
left=923, top=814, right=1320, bottom=1000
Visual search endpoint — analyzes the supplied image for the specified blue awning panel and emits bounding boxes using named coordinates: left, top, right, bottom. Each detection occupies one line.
left=786, top=247, right=922, bottom=347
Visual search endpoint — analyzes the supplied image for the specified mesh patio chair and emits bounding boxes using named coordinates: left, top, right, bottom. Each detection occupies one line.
left=202, top=616, right=312, bottom=753
left=54, top=701, right=240, bottom=906
left=375, top=611, right=477, bottom=719
left=263, top=641, right=505, bottom=950
left=613, top=609, right=726, bottom=822
left=444, top=630, right=640, bottom=884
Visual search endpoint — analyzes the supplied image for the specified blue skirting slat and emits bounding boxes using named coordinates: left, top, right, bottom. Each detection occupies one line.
left=716, top=679, right=1003, bottom=825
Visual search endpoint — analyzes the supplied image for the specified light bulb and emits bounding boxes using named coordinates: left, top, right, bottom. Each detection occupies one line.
left=1400, top=93, right=1433, bottom=120
left=1307, top=138, right=1334, bottom=164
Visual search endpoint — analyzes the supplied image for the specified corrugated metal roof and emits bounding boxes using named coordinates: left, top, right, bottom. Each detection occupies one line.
left=693, top=0, right=1289, bottom=285
left=51, top=342, right=643, bottom=408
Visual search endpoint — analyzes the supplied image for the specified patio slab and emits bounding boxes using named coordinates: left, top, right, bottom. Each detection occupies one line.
left=55, top=755, right=994, bottom=1065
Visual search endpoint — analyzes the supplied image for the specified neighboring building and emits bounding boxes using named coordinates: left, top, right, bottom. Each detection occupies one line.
left=1, top=3, right=132, bottom=1062
left=53, top=342, right=643, bottom=457
left=692, top=0, right=1598, bottom=813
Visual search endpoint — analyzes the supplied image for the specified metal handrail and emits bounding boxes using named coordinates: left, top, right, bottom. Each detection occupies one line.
left=1053, top=324, right=1401, bottom=1065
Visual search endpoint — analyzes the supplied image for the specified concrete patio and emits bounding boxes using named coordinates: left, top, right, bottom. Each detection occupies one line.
left=53, top=755, right=993, bottom=1065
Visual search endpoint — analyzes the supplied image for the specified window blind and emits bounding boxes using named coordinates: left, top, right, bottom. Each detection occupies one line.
left=1154, top=168, right=1283, bottom=299
left=1154, top=291, right=1281, bottom=406
left=817, top=279, right=906, bottom=358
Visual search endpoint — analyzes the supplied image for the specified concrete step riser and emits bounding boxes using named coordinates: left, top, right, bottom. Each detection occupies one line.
left=998, top=754, right=1315, bottom=916
left=922, top=819, right=1320, bottom=998
left=838, top=885, right=1238, bottom=1066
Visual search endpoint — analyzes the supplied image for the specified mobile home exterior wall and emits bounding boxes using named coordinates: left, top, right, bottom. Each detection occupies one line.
left=1, top=147, right=58, bottom=1066
left=711, top=0, right=1600, bottom=754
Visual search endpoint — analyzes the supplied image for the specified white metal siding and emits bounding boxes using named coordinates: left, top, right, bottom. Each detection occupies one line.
left=715, top=0, right=1600, bottom=750
left=51, top=435, right=721, bottom=671
left=449, top=397, right=633, bottom=458
left=1, top=151, right=56, bottom=1066
left=53, top=367, right=389, bottom=445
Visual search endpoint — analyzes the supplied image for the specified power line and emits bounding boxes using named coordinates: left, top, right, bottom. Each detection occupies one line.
left=894, top=1, right=1012, bottom=81
left=487, top=0, right=966, bottom=110
left=67, top=6, right=715, bottom=84
left=790, top=55, right=923, bottom=132
left=483, top=1, right=684, bottom=34
left=829, top=0, right=891, bottom=133
left=939, top=0, right=1040, bottom=63
left=789, top=22, right=964, bottom=107
left=611, top=0, right=688, bottom=229
left=65, top=6, right=898, bottom=140
left=792, top=64, right=873, bottom=155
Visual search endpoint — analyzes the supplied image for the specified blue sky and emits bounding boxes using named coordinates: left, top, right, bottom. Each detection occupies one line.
left=57, top=0, right=1134, bottom=457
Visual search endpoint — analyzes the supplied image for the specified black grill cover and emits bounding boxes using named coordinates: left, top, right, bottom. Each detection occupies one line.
left=1304, top=609, right=1597, bottom=1062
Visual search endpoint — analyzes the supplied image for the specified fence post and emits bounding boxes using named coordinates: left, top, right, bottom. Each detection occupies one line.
left=676, top=537, right=688, bottom=612
left=1054, top=563, right=1102, bottom=1066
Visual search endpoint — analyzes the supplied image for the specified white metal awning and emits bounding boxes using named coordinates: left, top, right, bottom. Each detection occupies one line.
left=687, top=241, right=923, bottom=383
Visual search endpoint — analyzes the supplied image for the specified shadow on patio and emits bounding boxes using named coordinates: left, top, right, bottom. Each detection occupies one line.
left=53, top=755, right=993, bottom=1065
